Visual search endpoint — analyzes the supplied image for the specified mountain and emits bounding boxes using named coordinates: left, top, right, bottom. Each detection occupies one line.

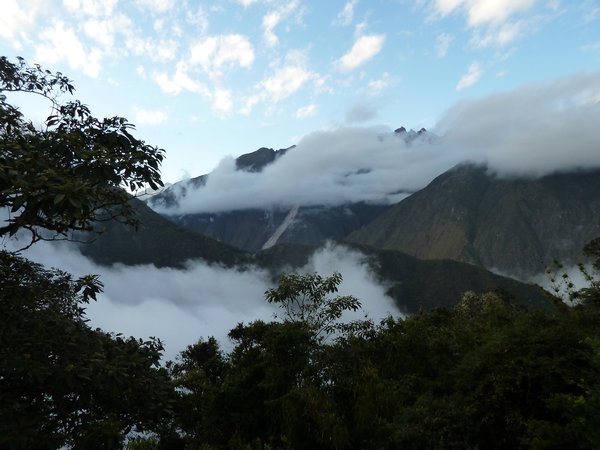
left=79, top=198, right=250, bottom=268
left=147, top=143, right=393, bottom=251
left=164, top=202, right=390, bottom=252
left=347, top=164, right=600, bottom=279
left=148, top=146, right=292, bottom=209
left=255, top=243, right=549, bottom=314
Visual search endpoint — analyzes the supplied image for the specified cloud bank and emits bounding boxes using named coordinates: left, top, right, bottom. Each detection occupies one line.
left=14, top=240, right=398, bottom=361
left=156, top=71, right=600, bottom=215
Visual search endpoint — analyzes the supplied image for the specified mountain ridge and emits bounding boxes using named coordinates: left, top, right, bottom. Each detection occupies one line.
left=347, top=163, right=600, bottom=278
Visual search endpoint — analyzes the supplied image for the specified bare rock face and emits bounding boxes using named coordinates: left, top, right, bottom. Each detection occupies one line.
left=348, top=164, right=600, bottom=279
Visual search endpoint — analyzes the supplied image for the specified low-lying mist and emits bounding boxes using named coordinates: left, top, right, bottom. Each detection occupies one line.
left=14, top=240, right=399, bottom=361
left=156, top=71, right=600, bottom=215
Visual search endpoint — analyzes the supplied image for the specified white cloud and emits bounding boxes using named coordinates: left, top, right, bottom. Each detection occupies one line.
left=338, top=34, right=386, bottom=71
left=135, top=108, right=168, bottom=125
left=239, top=51, right=323, bottom=114
left=438, top=71, right=600, bottom=176
left=0, top=0, right=41, bottom=47
left=153, top=19, right=164, bottom=31
left=18, top=241, right=399, bottom=360
left=471, top=21, right=523, bottom=47
left=237, top=0, right=262, bottom=6
left=455, top=62, right=483, bottom=91
left=296, top=104, right=318, bottom=118
left=127, top=36, right=179, bottom=61
left=263, top=11, right=282, bottom=47
left=34, top=21, right=103, bottom=78
left=261, top=66, right=315, bottom=102
left=240, top=94, right=261, bottom=115
left=262, top=0, right=300, bottom=47
left=190, top=34, right=255, bottom=77
left=435, top=32, right=453, bottom=57
left=154, top=62, right=209, bottom=95
left=432, top=0, right=536, bottom=26
left=429, top=0, right=540, bottom=48
left=212, top=88, right=233, bottom=116
left=63, top=0, right=118, bottom=16
left=367, top=72, right=394, bottom=94
left=468, top=0, right=536, bottom=26
left=333, top=0, right=358, bottom=26
left=134, top=0, right=175, bottom=13
left=186, top=5, right=210, bottom=33
left=83, top=14, right=133, bottom=51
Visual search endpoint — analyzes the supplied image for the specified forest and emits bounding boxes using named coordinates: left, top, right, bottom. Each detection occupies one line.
left=2, top=57, right=600, bottom=450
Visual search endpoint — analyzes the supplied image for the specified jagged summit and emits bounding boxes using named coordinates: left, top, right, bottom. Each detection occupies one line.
left=394, top=126, right=428, bottom=143
left=235, top=146, right=293, bottom=172
left=394, top=126, right=427, bottom=135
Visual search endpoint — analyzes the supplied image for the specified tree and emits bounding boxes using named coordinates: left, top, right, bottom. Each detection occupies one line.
left=164, top=273, right=365, bottom=449
left=0, top=57, right=174, bottom=448
left=0, top=251, right=174, bottom=449
left=0, top=56, right=164, bottom=248
left=265, top=272, right=366, bottom=342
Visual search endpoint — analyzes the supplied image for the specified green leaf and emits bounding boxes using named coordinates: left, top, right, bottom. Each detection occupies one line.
left=53, top=193, right=65, bottom=205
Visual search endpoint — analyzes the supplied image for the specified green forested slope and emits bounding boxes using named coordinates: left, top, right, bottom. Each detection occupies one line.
left=349, top=164, right=600, bottom=278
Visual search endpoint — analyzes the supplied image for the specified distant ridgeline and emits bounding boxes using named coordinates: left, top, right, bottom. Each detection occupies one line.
left=145, top=131, right=600, bottom=281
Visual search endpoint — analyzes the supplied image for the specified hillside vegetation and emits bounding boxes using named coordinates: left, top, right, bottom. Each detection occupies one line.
left=349, top=164, right=600, bottom=279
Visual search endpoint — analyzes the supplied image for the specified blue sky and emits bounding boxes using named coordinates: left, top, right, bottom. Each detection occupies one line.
left=2, top=0, right=600, bottom=183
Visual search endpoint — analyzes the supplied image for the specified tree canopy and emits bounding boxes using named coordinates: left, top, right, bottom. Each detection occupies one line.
left=0, top=251, right=174, bottom=449
left=0, top=57, right=173, bottom=449
left=0, top=56, right=164, bottom=248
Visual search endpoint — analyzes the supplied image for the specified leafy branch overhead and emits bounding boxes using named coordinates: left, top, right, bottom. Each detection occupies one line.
left=0, top=56, right=165, bottom=247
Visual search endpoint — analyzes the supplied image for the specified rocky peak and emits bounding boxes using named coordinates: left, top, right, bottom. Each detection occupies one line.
left=394, top=126, right=428, bottom=143
left=235, top=145, right=293, bottom=172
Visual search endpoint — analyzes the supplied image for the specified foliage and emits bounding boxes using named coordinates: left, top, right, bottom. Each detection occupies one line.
left=165, top=273, right=362, bottom=449
left=265, top=272, right=365, bottom=341
left=0, top=56, right=164, bottom=247
left=0, top=251, right=175, bottom=449
left=0, top=56, right=174, bottom=449
left=545, top=236, right=600, bottom=308
left=161, top=271, right=600, bottom=450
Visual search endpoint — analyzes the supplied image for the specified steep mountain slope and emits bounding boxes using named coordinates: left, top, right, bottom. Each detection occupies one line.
left=348, top=164, right=600, bottom=278
left=166, top=202, right=389, bottom=252
left=79, top=198, right=250, bottom=268
left=255, top=244, right=548, bottom=314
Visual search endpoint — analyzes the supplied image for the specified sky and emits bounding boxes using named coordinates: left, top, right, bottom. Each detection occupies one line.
left=2, top=0, right=600, bottom=184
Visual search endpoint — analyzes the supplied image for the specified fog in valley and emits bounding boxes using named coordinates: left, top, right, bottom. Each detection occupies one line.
left=11, top=239, right=399, bottom=360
